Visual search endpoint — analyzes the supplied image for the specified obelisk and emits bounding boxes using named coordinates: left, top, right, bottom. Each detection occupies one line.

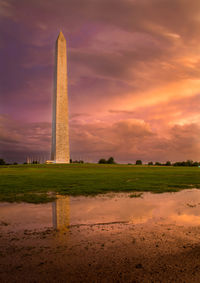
left=51, top=31, right=70, bottom=163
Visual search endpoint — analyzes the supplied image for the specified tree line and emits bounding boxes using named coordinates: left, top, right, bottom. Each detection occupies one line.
left=129, top=159, right=200, bottom=166
left=98, top=158, right=200, bottom=167
left=1, top=157, right=200, bottom=167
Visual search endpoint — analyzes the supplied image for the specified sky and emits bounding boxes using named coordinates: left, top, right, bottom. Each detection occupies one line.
left=1, top=0, right=200, bottom=163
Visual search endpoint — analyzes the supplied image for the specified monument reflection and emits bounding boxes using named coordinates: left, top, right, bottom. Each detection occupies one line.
left=52, top=195, right=70, bottom=233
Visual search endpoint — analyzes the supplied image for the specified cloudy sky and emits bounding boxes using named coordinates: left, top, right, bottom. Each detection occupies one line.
left=1, top=0, right=200, bottom=163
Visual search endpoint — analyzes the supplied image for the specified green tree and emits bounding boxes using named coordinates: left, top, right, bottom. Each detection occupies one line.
left=148, top=161, right=153, bottom=165
left=107, top=157, right=115, bottom=164
left=0, top=159, right=6, bottom=165
left=185, top=160, right=193, bottom=166
left=136, top=160, right=142, bottom=165
left=165, top=161, right=171, bottom=166
left=98, top=158, right=107, bottom=164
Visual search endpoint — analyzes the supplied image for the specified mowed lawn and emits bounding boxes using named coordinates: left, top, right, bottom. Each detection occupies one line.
left=1, top=164, right=200, bottom=203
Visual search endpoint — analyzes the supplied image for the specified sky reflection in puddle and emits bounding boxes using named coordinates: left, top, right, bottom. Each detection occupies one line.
left=1, top=189, right=200, bottom=232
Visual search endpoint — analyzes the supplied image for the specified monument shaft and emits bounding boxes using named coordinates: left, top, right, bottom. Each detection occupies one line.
left=51, top=32, right=70, bottom=163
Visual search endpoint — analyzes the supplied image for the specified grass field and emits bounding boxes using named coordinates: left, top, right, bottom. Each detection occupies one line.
left=1, top=163, right=200, bottom=203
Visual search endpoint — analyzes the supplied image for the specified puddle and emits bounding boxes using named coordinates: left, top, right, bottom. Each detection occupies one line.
left=2, top=189, right=200, bottom=282
left=1, top=189, right=200, bottom=232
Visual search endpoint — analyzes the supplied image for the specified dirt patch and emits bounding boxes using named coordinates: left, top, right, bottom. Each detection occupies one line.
left=1, top=222, right=200, bottom=282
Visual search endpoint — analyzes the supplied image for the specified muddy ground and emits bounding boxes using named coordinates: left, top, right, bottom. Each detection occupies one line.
left=1, top=221, right=200, bottom=282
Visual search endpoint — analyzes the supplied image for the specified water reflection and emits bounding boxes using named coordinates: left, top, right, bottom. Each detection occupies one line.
left=52, top=195, right=70, bottom=232
left=1, top=189, right=200, bottom=233
left=69, top=190, right=200, bottom=226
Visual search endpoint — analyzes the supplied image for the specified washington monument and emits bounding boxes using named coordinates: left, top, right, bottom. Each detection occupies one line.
left=51, top=31, right=70, bottom=163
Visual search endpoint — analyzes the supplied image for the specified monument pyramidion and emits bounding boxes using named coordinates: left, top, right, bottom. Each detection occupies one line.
left=51, top=31, right=70, bottom=163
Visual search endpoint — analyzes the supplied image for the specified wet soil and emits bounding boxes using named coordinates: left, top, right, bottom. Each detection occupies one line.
left=1, top=190, right=200, bottom=282
left=2, top=222, right=200, bottom=282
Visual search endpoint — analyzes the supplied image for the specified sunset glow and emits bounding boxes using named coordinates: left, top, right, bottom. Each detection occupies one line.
left=1, top=0, right=200, bottom=163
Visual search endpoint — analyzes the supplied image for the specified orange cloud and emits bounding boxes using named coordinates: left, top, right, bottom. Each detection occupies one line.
left=2, top=0, right=200, bottom=162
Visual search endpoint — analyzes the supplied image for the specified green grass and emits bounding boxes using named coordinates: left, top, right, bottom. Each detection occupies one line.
left=129, top=192, right=143, bottom=198
left=0, top=163, right=200, bottom=203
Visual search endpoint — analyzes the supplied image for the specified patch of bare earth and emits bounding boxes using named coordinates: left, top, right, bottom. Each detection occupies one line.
left=1, top=222, right=200, bottom=282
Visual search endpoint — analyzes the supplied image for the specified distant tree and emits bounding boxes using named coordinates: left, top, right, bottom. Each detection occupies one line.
left=0, top=159, right=6, bottom=165
left=23, top=162, right=27, bottom=164
left=165, top=161, right=171, bottom=166
left=70, top=158, right=73, bottom=163
left=13, top=162, right=18, bottom=165
left=148, top=161, right=153, bottom=165
left=107, top=157, right=115, bottom=164
left=136, top=160, right=142, bottom=165
left=98, top=158, right=107, bottom=164
left=173, top=160, right=198, bottom=167
left=32, top=160, right=39, bottom=164
left=185, top=160, right=193, bottom=166
left=155, top=162, right=161, bottom=166
left=128, top=163, right=132, bottom=165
